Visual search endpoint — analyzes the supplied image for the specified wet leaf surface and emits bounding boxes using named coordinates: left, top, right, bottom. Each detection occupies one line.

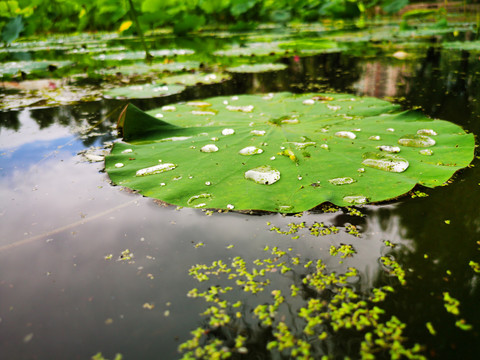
left=105, top=93, right=474, bottom=212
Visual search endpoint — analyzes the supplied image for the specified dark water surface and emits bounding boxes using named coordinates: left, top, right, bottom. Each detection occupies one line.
left=1, top=44, right=480, bottom=360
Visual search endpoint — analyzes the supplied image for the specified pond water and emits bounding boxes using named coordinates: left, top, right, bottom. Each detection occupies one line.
left=1, top=33, right=480, bottom=360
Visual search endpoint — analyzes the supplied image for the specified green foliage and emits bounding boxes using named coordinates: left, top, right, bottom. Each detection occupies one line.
left=1, top=16, right=24, bottom=44
left=382, top=0, right=409, bottom=14
left=105, top=92, right=474, bottom=213
left=0, top=0, right=412, bottom=37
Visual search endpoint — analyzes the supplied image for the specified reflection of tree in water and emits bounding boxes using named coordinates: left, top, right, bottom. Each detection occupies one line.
left=398, top=47, right=480, bottom=135
left=0, top=110, right=20, bottom=131
left=29, top=107, right=57, bottom=129
left=367, top=160, right=480, bottom=358
left=289, top=52, right=361, bottom=93
left=27, top=101, right=120, bottom=147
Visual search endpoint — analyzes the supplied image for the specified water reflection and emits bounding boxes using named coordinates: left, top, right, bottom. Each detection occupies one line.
left=0, top=44, right=479, bottom=359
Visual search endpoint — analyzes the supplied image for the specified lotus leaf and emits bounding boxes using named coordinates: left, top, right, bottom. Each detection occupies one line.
left=161, top=73, right=231, bottom=86
left=279, top=39, right=344, bottom=54
left=0, top=60, right=73, bottom=76
left=443, top=40, right=480, bottom=52
left=94, top=49, right=194, bottom=61
left=226, top=63, right=288, bottom=73
left=214, top=42, right=288, bottom=57
left=102, top=83, right=185, bottom=99
left=105, top=93, right=474, bottom=213
left=98, top=61, right=201, bottom=76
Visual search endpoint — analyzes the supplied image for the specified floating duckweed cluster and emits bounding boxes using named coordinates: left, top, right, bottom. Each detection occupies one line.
left=179, top=246, right=427, bottom=360
left=380, top=256, right=407, bottom=286
left=443, top=292, right=473, bottom=331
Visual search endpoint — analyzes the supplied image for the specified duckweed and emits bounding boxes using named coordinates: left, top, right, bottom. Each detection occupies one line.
left=179, top=246, right=426, bottom=359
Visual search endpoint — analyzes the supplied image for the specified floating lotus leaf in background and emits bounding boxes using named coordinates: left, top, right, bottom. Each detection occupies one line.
left=98, top=61, right=202, bottom=76
left=214, top=42, right=289, bottom=57
left=93, top=49, right=194, bottom=61
left=105, top=93, right=474, bottom=213
left=226, top=63, right=288, bottom=73
left=102, top=83, right=185, bottom=99
left=161, top=72, right=231, bottom=86
left=66, top=46, right=126, bottom=55
left=279, top=39, right=345, bottom=54
left=443, top=40, right=480, bottom=52
left=0, top=60, right=74, bottom=76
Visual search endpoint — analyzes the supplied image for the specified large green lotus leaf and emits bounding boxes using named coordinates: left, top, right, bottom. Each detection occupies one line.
left=105, top=93, right=475, bottom=213
left=103, top=83, right=185, bottom=99
left=226, top=63, right=288, bottom=73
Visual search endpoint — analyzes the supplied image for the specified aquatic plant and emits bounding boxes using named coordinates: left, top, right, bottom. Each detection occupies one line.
left=105, top=92, right=474, bottom=212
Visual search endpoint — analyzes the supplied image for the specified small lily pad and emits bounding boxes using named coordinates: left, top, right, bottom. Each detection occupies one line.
left=0, top=60, right=74, bottom=76
left=226, top=63, right=288, bottom=73
left=94, top=49, right=194, bottom=61
left=102, top=83, right=185, bottom=99
left=98, top=61, right=201, bottom=76
left=214, top=42, right=288, bottom=57
left=443, top=40, right=480, bottom=52
left=161, top=73, right=231, bottom=86
left=105, top=93, right=474, bottom=213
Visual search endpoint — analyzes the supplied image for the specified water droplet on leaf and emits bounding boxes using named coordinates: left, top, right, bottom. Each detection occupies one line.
left=239, top=146, right=263, bottom=155
left=245, top=165, right=280, bottom=185
left=222, top=128, right=235, bottom=136
left=369, top=135, right=381, bottom=141
left=420, top=149, right=434, bottom=156
left=417, top=129, right=437, bottom=136
left=288, top=141, right=316, bottom=149
left=226, top=105, right=254, bottom=112
left=200, top=144, right=219, bottom=152
left=192, top=110, right=216, bottom=116
left=160, top=136, right=192, bottom=142
left=187, top=101, right=211, bottom=107
left=136, top=163, right=177, bottom=176
left=361, top=152, right=409, bottom=173
left=329, top=177, right=356, bottom=185
left=377, top=145, right=401, bottom=153
left=327, top=104, right=341, bottom=111
left=335, top=131, right=356, bottom=139
left=398, top=134, right=435, bottom=147
left=251, top=130, right=266, bottom=136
